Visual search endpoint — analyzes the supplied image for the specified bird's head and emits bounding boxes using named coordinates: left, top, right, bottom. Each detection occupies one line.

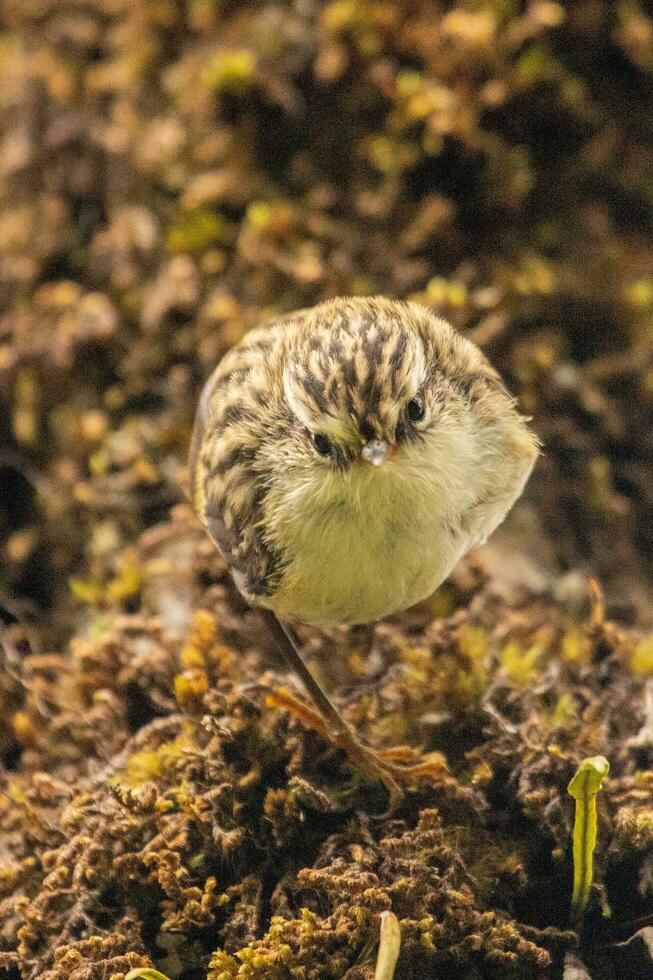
left=283, top=297, right=430, bottom=469
left=273, top=296, right=538, bottom=528
left=283, top=297, right=533, bottom=462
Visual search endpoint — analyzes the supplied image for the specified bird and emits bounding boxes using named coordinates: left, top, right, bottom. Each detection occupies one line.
left=189, top=296, right=539, bottom=802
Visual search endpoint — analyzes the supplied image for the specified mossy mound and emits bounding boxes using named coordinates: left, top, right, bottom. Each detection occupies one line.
left=1, top=507, right=653, bottom=978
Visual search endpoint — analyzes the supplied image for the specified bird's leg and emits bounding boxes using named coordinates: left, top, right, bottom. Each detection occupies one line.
left=260, top=608, right=434, bottom=806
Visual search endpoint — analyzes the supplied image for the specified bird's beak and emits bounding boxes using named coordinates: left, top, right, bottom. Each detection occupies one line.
left=360, top=438, right=394, bottom=466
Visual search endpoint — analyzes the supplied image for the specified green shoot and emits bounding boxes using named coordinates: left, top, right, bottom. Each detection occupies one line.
left=567, top=755, right=610, bottom=927
left=374, top=910, right=401, bottom=980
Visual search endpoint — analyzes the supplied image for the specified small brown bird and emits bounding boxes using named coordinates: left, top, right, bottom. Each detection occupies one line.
left=189, top=296, right=538, bottom=799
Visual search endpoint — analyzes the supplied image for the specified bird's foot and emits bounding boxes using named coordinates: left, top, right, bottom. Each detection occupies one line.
left=267, top=686, right=446, bottom=810
left=339, top=740, right=448, bottom=811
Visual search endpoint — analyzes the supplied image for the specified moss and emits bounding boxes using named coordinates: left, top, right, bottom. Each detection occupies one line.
left=202, top=50, right=256, bottom=93
left=110, top=731, right=192, bottom=790
left=631, top=635, right=653, bottom=675
left=10, top=545, right=641, bottom=975
left=614, top=805, right=653, bottom=849
left=166, top=209, right=226, bottom=255
left=500, top=640, right=545, bottom=687
left=560, top=628, right=589, bottom=664
left=625, top=278, right=653, bottom=310
left=0, top=1, right=652, bottom=976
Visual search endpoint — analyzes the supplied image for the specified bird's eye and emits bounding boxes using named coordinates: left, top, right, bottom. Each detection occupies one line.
left=311, top=432, right=333, bottom=457
left=405, top=397, right=425, bottom=422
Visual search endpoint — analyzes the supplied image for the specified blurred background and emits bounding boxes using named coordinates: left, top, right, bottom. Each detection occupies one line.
left=0, top=0, right=652, bottom=642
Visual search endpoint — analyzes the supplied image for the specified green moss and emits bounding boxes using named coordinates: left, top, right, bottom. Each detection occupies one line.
left=631, top=635, right=653, bottom=675
left=166, top=209, right=226, bottom=255
left=202, top=49, right=256, bottom=92
left=110, top=731, right=193, bottom=790
left=625, top=278, right=653, bottom=310
left=500, top=640, right=544, bottom=687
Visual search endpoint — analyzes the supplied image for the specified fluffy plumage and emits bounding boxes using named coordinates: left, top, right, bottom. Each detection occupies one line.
left=190, top=296, right=539, bottom=625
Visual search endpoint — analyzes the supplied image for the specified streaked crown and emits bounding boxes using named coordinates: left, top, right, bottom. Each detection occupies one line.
left=284, top=297, right=426, bottom=447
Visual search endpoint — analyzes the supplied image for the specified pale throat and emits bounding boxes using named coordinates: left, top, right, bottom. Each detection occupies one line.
left=263, top=437, right=479, bottom=626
